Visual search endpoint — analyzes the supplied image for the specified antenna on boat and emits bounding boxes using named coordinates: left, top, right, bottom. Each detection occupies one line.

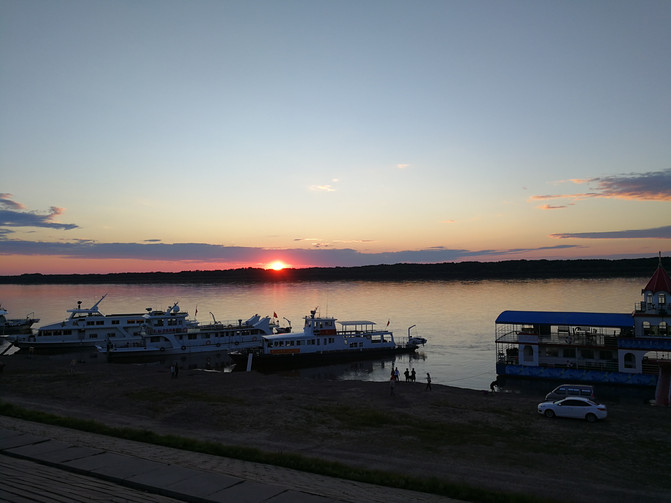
left=91, top=294, right=107, bottom=311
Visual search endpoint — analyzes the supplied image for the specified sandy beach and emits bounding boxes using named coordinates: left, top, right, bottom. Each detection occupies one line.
left=1, top=352, right=670, bottom=502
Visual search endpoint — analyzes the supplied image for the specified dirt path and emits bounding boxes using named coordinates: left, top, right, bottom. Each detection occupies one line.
left=1, top=353, right=670, bottom=502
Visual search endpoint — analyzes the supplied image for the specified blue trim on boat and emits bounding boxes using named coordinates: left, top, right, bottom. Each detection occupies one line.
left=619, top=338, right=671, bottom=351
left=495, top=310, right=633, bottom=328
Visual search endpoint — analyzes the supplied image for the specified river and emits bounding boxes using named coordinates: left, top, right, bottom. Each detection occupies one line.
left=0, top=277, right=647, bottom=390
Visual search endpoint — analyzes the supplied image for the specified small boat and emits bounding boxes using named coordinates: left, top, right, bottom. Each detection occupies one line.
left=495, top=254, right=671, bottom=389
left=409, top=336, right=427, bottom=346
left=98, top=313, right=277, bottom=360
left=10, top=296, right=195, bottom=352
left=230, top=309, right=422, bottom=371
left=0, top=305, right=39, bottom=336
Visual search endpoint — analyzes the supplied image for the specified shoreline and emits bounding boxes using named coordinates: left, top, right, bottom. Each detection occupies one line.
left=1, top=353, right=670, bottom=502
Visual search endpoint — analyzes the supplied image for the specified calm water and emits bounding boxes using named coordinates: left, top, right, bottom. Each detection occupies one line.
left=0, top=278, right=646, bottom=390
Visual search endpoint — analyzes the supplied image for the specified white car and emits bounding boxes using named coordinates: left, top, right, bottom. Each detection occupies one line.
left=537, top=396, right=607, bottom=422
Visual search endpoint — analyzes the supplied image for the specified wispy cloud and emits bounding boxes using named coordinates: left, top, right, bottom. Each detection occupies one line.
left=309, top=178, right=339, bottom=192
left=0, top=193, right=26, bottom=210
left=309, top=185, right=336, bottom=192
left=538, top=204, right=572, bottom=210
left=0, top=195, right=78, bottom=231
left=396, top=163, right=411, bottom=169
left=531, top=169, right=671, bottom=208
left=550, top=225, right=671, bottom=240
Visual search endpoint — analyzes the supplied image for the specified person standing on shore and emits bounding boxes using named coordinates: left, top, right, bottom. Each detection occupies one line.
left=389, top=375, right=396, bottom=396
left=425, top=372, right=432, bottom=391
left=411, top=368, right=416, bottom=382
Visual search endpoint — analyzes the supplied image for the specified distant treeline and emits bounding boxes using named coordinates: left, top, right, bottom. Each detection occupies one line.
left=0, top=257, right=665, bottom=285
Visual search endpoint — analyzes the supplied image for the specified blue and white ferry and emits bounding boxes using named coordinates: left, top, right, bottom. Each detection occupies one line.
left=495, top=255, right=671, bottom=388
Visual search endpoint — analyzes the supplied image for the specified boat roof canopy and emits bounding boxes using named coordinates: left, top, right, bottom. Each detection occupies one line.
left=338, top=320, right=375, bottom=326
left=495, top=310, right=633, bottom=328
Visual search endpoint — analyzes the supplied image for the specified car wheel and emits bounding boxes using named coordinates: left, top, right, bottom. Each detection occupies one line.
left=585, top=413, right=597, bottom=423
left=544, top=409, right=555, bottom=418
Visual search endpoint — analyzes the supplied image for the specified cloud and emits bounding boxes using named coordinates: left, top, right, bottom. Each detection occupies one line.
left=550, top=225, right=671, bottom=240
left=0, top=195, right=78, bottom=231
left=396, top=163, right=411, bottom=169
left=0, top=239, right=579, bottom=267
left=0, top=193, right=26, bottom=210
left=531, top=169, right=671, bottom=206
left=309, top=184, right=336, bottom=192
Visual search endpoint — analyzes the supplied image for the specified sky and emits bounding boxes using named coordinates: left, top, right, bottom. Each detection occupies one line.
left=1, top=0, right=670, bottom=275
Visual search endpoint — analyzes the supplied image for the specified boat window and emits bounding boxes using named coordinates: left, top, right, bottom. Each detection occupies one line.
left=643, top=321, right=651, bottom=336
left=581, top=349, right=594, bottom=359
left=659, top=293, right=666, bottom=306
left=660, top=322, right=668, bottom=336
left=624, top=352, right=636, bottom=368
left=87, top=334, right=99, bottom=339
left=112, top=320, right=119, bottom=325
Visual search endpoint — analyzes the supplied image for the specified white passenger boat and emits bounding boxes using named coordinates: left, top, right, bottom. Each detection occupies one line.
left=98, top=314, right=277, bottom=360
left=0, top=305, right=39, bottom=336
left=230, top=309, right=422, bottom=371
left=10, top=296, right=194, bottom=352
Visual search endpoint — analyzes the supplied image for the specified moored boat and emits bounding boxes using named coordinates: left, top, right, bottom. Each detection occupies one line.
left=98, top=314, right=277, bottom=360
left=9, top=296, right=194, bottom=352
left=230, top=309, right=422, bottom=371
left=0, top=305, right=38, bottom=336
left=495, top=254, right=671, bottom=388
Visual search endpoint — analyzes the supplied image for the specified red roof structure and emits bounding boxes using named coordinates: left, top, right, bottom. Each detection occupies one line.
left=642, top=255, right=671, bottom=294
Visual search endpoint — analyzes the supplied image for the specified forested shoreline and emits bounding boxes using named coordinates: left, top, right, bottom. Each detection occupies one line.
left=0, top=257, right=666, bottom=284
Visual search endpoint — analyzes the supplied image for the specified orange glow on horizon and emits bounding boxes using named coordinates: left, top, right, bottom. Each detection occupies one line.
left=268, top=260, right=288, bottom=271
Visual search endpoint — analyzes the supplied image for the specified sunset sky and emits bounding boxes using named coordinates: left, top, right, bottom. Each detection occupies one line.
left=1, top=1, right=670, bottom=275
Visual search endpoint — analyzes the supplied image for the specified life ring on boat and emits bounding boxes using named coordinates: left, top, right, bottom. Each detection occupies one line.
left=181, top=345, right=186, bottom=351
left=205, top=340, right=211, bottom=345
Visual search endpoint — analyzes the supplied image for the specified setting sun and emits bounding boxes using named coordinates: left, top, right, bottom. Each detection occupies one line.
left=268, top=260, right=287, bottom=271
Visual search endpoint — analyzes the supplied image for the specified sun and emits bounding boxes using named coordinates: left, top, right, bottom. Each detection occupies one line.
left=268, top=260, right=287, bottom=271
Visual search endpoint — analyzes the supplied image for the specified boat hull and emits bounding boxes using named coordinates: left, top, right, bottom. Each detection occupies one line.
left=496, top=362, right=657, bottom=387
left=231, top=345, right=418, bottom=371
left=102, top=340, right=261, bottom=361
left=10, top=339, right=99, bottom=353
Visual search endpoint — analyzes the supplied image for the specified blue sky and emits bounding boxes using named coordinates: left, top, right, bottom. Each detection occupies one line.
left=1, top=0, right=670, bottom=274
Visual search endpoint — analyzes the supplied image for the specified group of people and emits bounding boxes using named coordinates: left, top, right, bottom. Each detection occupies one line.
left=389, top=367, right=432, bottom=395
